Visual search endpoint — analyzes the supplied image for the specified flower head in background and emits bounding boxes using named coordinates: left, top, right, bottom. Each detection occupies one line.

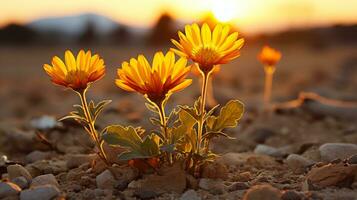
left=116, top=51, right=192, bottom=103
left=171, top=23, right=244, bottom=74
left=258, top=45, right=282, bottom=67
left=44, top=50, right=105, bottom=91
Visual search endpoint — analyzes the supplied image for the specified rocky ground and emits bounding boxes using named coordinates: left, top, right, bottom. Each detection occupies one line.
left=0, top=44, right=357, bottom=199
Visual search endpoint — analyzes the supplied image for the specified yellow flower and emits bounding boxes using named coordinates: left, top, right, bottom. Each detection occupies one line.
left=258, top=45, right=282, bottom=67
left=44, top=50, right=105, bottom=91
left=115, top=51, right=192, bottom=103
left=171, top=23, right=244, bottom=73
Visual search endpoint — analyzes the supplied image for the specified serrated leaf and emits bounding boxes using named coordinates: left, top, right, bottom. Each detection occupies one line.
left=145, top=102, right=158, bottom=113
left=94, top=100, right=111, bottom=119
left=150, top=117, right=163, bottom=127
left=171, top=109, right=197, bottom=144
left=103, top=125, right=142, bottom=150
left=166, top=108, right=179, bottom=127
left=204, top=104, right=220, bottom=121
left=179, top=106, right=199, bottom=121
left=58, top=114, right=87, bottom=122
left=201, top=131, right=235, bottom=141
left=102, top=125, right=159, bottom=161
left=206, top=100, right=244, bottom=132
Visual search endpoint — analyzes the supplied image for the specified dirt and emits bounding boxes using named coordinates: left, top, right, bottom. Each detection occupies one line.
left=0, top=44, right=357, bottom=199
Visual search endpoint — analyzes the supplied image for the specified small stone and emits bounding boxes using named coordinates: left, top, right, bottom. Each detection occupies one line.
left=134, top=190, right=158, bottom=199
left=131, top=164, right=186, bottom=196
left=281, top=190, right=302, bottom=200
left=0, top=182, right=21, bottom=198
left=96, top=169, right=115, bottom=189
left=11, top=177, right=29, bottom=189
left=25, top=160, right=67, bottom=177
left=66, top=154, right=96, bottom=169
left=180, top=189, right=201, bottom=200
left=243, top=184, right=281, bottom=200
left=7, top=164, right=32, bottom=182
left=186, top=174, right=198, bottom=189
left=319, top=143, right=357, bottom=162
left=236, top=171, right=252, bottom=182
left=30, top=115, right=59, bottom=130
left=286, top=154, right=314, bottom=173
left=82, top=189, right=95, bottom=199
left=228, top=182, right=250, bottom=191
left=108, top=165, right=139, bottom=183
left=347, top=155, right=357, bottom=164
left=25, top=151, right=52, bottom=163
left=219, top=152, right=279, bottom=168
left=306, top=162, right=357, bottom=188
left=201, top=161, right=228, bottom=179
left=251, top=128, right=275, bottom=144
left=254, top=144, right=285, bottom=158
left=31, top=174, right=59, bottom=188
left=20, top=185, right=60, bottom=200
left=198, top=178, right=225, bottom=195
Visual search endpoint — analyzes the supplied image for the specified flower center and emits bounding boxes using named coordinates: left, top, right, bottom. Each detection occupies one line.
left=192, top=47, right=220, bottom=72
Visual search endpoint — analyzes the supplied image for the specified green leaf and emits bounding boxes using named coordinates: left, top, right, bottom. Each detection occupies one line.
left=58, top=114, right=87, bottom=122
left=103, top=125, right=142, bottom=150
left=179, top=106, right=199, bottom=121
left=206, top=100, right=244, bottom=132
left=88, top=100, right=111, bottom=122
left=171, top=109, right=197, bottom=144
left=204, top=104, right=220, bottom=121
left=145, top=102, right=158, bottom=113
left=201, top=131, right=235, bottom=141
left=102, top=125, right=159, bottom=161
left=94, top=100, right=111, bottom=119
left=149, top=117, right=163, bottom=128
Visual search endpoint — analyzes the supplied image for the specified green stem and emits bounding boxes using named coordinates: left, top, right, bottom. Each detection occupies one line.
left=157, top=101, right=173, bottom=164
left=197, top=71, right=210, bottom=154
left=78, top=89, right=108, bottom=165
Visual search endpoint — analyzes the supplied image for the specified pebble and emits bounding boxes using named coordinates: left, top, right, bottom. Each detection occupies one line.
left=30, top=115, right=59, bottom=130
left=7, top=164, right=32, bottom=182
left=66, top=154, right=97, bottom=169
left=228, top=182, right=250, bottom=191
left=0, top=182, right=21, bottom=198
left=180, top=189, right=201, bottom=200
left=254, top=144, right=285, bottom=158
left=251, top=128, right=275, bottom=144
left=243, top=184, right=281, bottom=200
left=285, top=154, right=314, bottom=173
left=130, top=164, right=186, bottom=196
left=186, top=174, right=199, bottom=189
left=347, top=155, right=357, bottom=164
left=96, top=169, right=115, bottom=189
left=319, top=143, right=357, bottom=162
left=198, top=178, right=225, bottom=195
left=218, top=152, right=278, bottom=168
left=20, top=185, right=60, bottom=200
left=305, top=162, right=357, bottom=189
left=201, top=161, right=229, bottom=179
left=25, top=151, right=52, bottom=163
left=31, top=174, right=59, bottom=188
left=11, top=176, right=29, bottom=189
left=235, top=171, right=252, bottom=182
left=281, top=190, right=302, bottom=200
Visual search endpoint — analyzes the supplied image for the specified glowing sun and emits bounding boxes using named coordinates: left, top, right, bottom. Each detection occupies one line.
left=210, top=0, right=238, bottom=22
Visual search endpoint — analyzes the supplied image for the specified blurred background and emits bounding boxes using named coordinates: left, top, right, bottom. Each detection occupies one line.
left=0, top=0, right=357, bottom=129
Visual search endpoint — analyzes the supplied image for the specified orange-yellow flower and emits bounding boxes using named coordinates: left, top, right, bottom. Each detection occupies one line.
left=115, top=51, right=192, bottom=103
left=44, top=50, right=105, bottom=91
left=171, top=23, right=244, bottom=73
left=258, top=46, right=282, bottom=67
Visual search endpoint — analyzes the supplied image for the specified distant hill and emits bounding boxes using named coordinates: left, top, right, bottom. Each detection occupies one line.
left=27, top=13, right=119, bottom=37
left=0, top=13, right=356, bottom=47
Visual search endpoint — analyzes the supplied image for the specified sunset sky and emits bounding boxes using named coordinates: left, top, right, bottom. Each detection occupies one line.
left=1, top=0, right=357, bottom=34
